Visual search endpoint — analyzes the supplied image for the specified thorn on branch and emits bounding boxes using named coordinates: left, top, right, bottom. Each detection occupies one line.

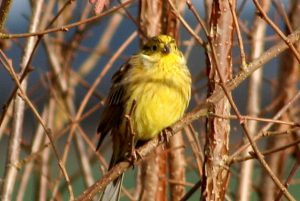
left=61, top=27, right=69, bottom=32
left=249, top=151, right=258, bottom=158
left=0, top=32, right=10, bottom=39
left=26, top=66, right=35, bottom=73
left=255, top=11, right=263, bottom=18
left=239, top=116, right=246, bottom=124
left=46, top=127, right=52, bottom=134
left=17, top=91, right=23, bottom=99
left=186, top=0, right=192, bottom=9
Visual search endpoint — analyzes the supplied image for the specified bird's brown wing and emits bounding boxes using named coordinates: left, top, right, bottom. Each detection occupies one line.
left=96, top=62, right=131, bottom=150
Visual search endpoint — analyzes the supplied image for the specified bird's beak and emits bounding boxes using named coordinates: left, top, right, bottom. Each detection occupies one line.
left=162, top=44, right=170, bottom=54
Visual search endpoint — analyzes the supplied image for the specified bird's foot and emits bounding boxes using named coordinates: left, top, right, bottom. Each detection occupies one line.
left=159, top=126, right=174, bottom=144
left=128, top=148, right=143, bottom=167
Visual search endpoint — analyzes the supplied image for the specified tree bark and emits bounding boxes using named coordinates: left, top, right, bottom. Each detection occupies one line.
left=201, top=0, right=234, bottom=200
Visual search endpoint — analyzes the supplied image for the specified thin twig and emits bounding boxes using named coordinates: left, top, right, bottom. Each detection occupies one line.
left=0, top=0, right=13, bottom=30
left=180, top=179, right=202, bottom=201
left=231, top=138, right=300, bottom=163
left=0, top=50, right=75, bottom=200
left=275, top=156, right=300, bottom=201
left=186, top=0, right=209, bottom=37
left=167, top=0, right=204, bottom=47
left=16, top=107, right=49, bottom=201
left=0, top=0, right=134, bottom=39
left=229, top=91, right=300, bottom=160
left=228, top=0, right=247, bottom=69
left=184, top=125, right=202, bottom=175
left=252, top=0, right=300, bottom=63
left=79, top=13, right=123, bottom=77
left=59, top=31, right=138, bottom=196
left=0, top=0, right=76, bottom=127
left=272, top=0, right=293, bottom=33
left=0, top=2, right=44, bottom=200
left=209, top=113, right=299, bottom=127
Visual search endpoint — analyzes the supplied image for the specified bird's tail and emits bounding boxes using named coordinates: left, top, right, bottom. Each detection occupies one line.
left=99, top=174, right=124, bottom=201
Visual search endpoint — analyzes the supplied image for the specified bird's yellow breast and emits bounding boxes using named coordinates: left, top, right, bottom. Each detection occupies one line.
left=122, top=53, right=191, bottom=140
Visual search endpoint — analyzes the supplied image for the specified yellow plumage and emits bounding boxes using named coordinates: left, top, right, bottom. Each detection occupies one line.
left=97, top=35, right=191, bottom=201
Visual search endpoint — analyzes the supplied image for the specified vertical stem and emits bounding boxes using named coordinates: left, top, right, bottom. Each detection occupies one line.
left=168, top=131, right=186, bottom=200
left=201, top=0, right=234, bottom=200
left=79, top=13, right=123, bottom=77
left=140, top=151, right=164, bottom=201
left=0, top=0, right=13, bottom=30
left=39, top=100, right=54, bottom=201
left=16, top=107, right=49, bottom=201
left=0, top=1, right=44, bottom=200
left=238, top=0, right=270, bottom=200
left=139, top=0, right=162, bottom=38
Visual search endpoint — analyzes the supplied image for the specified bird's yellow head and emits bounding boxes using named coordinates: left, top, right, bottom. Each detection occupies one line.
left=139, top=35, right=184, bottom=67
left=141, top=35, right=179, bottom=56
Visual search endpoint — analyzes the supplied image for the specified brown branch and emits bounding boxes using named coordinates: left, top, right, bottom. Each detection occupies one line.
left=39, top=99, right=54, bottom=201
left=252, top=0, right=300, bottom=63
left=168, top=132, right=186, bottom=200
left=209, top=113, right=299, bottom=127
left=261, top=127, right=300, bottom=137
left=229, top=91, right=300, bottom=161
left=16, top=107, right=49, bottom=201
left=231, top=137, right=300, bottom=163
left=272, top=0, right=293, bottom=33
left=0, top=0, right=13, bottom=30
left=45, top=18, right=97, bottom=190
left=207, top=29, right=300, bottom=105
left=201, top=1, right=233, bottom=199
left=180, top=180, right=201, bottom=201
left=0, top=0, right=77, bottom=128
left=0, top=0, right=134, bottom=39
left=184, top=125, right=203, bottom=175
left=238, top=0, right=270, bottom=197
left=0, top=2, right=45, bottom=200
left=0, top=50, right=74, bottom=200
left=186, top=0, right=209, bottom=37
left=167, top=0, right=204, bottom=47
left=228, top=0, right=247, bottom=69
left=275, top=157, right=300, bottom=201
left=78, top=13, right=123, bottom=77
left=183, top=24, right=202, bottom=60
left=270, top=2, right=300, bottom=200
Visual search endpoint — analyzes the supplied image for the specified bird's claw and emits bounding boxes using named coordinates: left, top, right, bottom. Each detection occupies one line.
left=159, top=126, right=174, bottom=144
left=129, top=148, right=142, bottom=167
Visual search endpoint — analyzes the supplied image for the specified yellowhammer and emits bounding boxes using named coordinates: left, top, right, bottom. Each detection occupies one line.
left=96, top=34, right=191, bottom=201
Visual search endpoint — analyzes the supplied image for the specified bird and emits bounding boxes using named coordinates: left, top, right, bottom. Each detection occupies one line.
left=96, top=34, right=191, bottom=201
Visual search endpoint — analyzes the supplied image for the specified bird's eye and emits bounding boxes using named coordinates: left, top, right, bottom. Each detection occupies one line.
left=152, top=45, right=157, bottom=51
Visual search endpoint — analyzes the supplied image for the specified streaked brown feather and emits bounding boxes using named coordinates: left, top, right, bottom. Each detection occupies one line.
left=96, top=62, right=132, bottom=150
